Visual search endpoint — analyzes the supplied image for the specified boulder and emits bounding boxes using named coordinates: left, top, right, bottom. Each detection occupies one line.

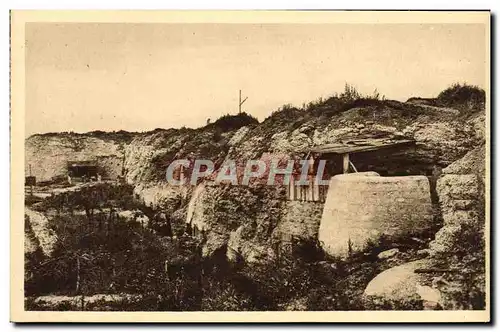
left=364, top=259, right=441, bottom=309
left=416, top=285, right=442, bottom=309
left=429, top=224, right=462, bottom=255
left=377, top=248, right=399, bottom=260
left=416, top=248, right=431, bottom=257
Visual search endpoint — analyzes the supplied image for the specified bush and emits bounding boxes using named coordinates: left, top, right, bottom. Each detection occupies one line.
left=296, top=84, right=385, bottom=118
left=437, top=83, right=485, bottom=111
left=208, top=112, right=259, bottom=132
left=32, top=130, right=137, bottom=144
left=201, top=279, right=253, bottom=311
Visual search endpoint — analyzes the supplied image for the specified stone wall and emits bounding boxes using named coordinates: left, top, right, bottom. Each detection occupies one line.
left=319, top=173, right=434, bottom=258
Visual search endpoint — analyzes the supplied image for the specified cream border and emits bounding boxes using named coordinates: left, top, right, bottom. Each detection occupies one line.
left=10, top=10, right=491, bottom=323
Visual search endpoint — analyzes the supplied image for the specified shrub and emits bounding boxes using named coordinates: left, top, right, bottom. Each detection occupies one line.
left=339, top=83, right=362, bottom=101
left=437, top=83, right=485, bottom=111
left=208, top=112, right=259, bottom=132
left=201, top=279, right=253, bottom=311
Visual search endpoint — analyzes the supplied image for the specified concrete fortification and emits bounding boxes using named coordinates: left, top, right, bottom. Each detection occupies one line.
left=318, top=172, right=434, bottom=258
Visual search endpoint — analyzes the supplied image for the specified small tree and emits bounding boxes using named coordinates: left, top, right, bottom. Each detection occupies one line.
left=339, top=83, right=362, bottom=101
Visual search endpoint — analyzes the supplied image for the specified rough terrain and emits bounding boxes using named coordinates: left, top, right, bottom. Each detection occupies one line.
left=25, top=84, right=487, bottom=310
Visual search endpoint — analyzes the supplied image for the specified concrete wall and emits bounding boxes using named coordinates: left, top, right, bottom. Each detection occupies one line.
left=319, top=173, right=434, bottom=258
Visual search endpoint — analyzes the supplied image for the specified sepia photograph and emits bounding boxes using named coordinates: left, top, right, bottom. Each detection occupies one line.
left=10, top=10, right=490, bottom=322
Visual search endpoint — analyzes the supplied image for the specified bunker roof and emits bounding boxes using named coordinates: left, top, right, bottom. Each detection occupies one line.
left=67, top=160, right=98, bottom=167
left=308, top=138, right=415, bottom=155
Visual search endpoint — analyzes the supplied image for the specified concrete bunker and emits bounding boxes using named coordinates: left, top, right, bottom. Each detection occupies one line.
left=295, top=138, right=436, bottom=258
left=287, top=138, right=417, bottom=203
left=67, top=160, right=99, bottom=181
left=65, top=156, right=124, bottom=183
left=306, top=137, right=418, bottom=177
left=318, top=173, right=434, bottom=258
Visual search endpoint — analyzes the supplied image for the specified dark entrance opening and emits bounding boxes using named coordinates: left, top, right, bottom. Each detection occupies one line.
left=67, top=161, right=98, bottom=179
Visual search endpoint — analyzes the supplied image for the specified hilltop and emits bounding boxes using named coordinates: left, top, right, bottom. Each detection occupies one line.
left=26, top=83, right=485, bottom=184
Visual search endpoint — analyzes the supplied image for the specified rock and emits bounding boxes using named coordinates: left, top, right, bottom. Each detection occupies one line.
left=377, top=248, right=399, bottom=259
left=450, top=199, right=476, bottom=210
left=25, top=208, right=58, bottom=257
left=429, top=224, right=462, bottom=256
left=364, top=260, right=425, bottom=298
left=227, top=225, right=276, bottom=264
left=442, top=210, right=479, bottom=227
left=364, top=259, right=440, bottom=309
left=429, top=147, right=485, bottom=257
left=417, top=248, right=431, bottom=257
left=410, top=237, right=426, bottom=244
left=372, top=124, right=397, bottom=133
left=272, top=201, right=323, bottom=242
left=470, top=113, right=485, bottom=141
left=402, top=121, right=479, bottom=165
left=32, top=293, right=142, bottom=310
left=228, top=126, right=250, bottom=146
left=186, top=184, right=283, bottom=264
left=24, top=228, right=38, bottom=255
left=356, top=123, right=365, bottom=129
left=416, top=284, right=441, bottom=304
left=442, top=145, right=485, bottom=177
left=186, top=184, right=207, bottom=230
left=437, top=175, right=479, bottom=201
left=297, top=124, right=314, bottom=134
left=134, top=183, right=187, bottom=211
left=117, top=209, right=150, bottom=227
left=316, top=260, right=338, bottom=271
left=203, top=232, right=229, bottom=258
left=270, top=131, right=311, bottom=153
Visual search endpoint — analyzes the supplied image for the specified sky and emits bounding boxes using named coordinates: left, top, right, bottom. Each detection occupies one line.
left=25, top=23, right=487, bottom=136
